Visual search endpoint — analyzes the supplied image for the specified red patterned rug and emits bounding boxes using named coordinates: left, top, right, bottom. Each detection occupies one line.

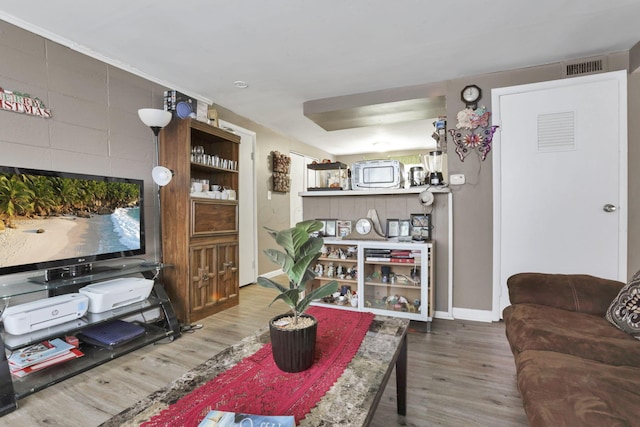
left=142, top=306, right=375, bottom=426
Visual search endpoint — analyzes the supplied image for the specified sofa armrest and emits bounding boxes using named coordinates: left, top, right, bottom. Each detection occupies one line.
left=507, top=273, right=625, bottom=316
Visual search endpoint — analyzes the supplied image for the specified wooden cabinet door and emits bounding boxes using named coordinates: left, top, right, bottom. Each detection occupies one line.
left=216, top=242, right=239, bottom=302
left=189, top=244, right=218, bottom=313
left=189, top=241, right=239, bottom=320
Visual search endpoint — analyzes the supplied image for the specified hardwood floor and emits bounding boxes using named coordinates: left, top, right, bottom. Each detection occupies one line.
left=0, top=285, right=528, bottom=426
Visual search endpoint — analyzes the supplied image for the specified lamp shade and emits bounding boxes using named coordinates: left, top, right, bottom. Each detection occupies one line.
left=138, top=108, right=172, bottom=128
left=152, top=166, right=174, bottom=186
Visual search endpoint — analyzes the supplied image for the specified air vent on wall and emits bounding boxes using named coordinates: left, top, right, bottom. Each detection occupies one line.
left=563, top=56, right=607, bottom=77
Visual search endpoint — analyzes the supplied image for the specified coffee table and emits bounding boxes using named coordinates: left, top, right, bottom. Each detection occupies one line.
left=100, top=315, right=409, bottom=426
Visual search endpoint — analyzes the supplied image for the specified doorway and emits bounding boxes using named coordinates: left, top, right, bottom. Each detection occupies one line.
left=218, top=120, right=258, bottom=287
left=289, top=152, right=316, bottom=226
left=491, top=70, right=628, bottom=319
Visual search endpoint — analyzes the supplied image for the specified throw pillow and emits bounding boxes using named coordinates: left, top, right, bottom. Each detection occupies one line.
left=606, top=270, right=640, bottom=339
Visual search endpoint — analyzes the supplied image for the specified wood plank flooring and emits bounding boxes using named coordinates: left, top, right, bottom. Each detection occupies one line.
left=0, top=284, right=528, bottom=427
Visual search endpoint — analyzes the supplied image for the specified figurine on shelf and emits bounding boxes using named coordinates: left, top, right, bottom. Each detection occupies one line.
left=315, top=263, right=324, bottom=277
left=346, top=266, right=357, bottom=280
left=321, top=245, right=328, bottom=257
left=327, top=262, right=335, bottom=278
left=336, top=264, right=344, bottom=277
left=350, top=292, right=358, bottom=307
left=339, top=248, right=347, bottom=260
left=328, top=248, right=339, bottom=259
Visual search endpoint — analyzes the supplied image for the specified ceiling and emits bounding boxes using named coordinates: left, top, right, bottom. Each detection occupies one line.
left=1, top=1, right=640, bottom=155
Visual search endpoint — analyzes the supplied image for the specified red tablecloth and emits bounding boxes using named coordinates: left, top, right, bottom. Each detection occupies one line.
left=143, top=306, right=375, bottom=426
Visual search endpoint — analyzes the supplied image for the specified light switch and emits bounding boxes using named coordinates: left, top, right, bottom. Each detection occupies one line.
left=267, top=190, right=272, bottom=200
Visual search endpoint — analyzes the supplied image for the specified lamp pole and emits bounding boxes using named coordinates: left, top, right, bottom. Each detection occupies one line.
left=138, top=109, right=172, bottom=265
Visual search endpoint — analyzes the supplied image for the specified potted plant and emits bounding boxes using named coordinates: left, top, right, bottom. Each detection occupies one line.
left=257, top=219, right=339, bottom=372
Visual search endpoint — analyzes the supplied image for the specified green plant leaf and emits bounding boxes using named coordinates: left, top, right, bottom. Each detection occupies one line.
left=297, top=280, right=340, bottom=313
left=257, top=276, right=289, bottom=294
left=263, top=248, right=294, bottom=273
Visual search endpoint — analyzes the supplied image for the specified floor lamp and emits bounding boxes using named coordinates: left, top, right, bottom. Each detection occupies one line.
left=138, top=108, right=173, bottom=264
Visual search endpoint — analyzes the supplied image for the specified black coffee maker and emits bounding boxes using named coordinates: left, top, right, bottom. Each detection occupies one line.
left=409, top=166, right=424, bottom=187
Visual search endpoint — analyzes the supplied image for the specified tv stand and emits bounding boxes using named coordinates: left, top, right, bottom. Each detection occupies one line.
left=42, top=263, right=94, bottom=282
left=0, top=260, right=180, bottom=416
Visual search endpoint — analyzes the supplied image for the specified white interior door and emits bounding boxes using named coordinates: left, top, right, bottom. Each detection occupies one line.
left=492, top=70, right=627, bottom=318
left=218, top=120, right=258, bottom=287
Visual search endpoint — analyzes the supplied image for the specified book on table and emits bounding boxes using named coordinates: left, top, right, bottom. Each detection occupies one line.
left=198, top=410, right=294, bottom=427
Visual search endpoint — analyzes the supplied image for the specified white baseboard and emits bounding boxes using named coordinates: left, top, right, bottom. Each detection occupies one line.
left=451, top=307, right=494, bottom=323
left=260, top=269, right=284, bottom=279
left=434, top=310, right=454, bottom=320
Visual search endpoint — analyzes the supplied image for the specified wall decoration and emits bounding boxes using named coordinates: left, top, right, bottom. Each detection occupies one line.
left=448, top=106, right=498, bottom=162
left=0, top=87, right=52, bottom=118
left=271, top=151, right=291, bottom=193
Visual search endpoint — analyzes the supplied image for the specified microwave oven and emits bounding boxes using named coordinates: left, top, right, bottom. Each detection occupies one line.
left=351, top=160, right=405, bottom=189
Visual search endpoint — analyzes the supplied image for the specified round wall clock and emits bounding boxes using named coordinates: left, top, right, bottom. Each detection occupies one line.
left=461, top=84, right=481, bottom=108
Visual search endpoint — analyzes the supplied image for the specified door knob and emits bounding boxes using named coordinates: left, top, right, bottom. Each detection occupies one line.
left=603, top=204, right=617, bottom=213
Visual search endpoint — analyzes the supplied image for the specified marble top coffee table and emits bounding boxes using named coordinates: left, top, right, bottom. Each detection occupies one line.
left=100, top=315, right=409, bottom=427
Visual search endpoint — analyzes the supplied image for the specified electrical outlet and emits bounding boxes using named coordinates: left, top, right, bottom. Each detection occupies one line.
left=450, top=174, right=465, bottom=185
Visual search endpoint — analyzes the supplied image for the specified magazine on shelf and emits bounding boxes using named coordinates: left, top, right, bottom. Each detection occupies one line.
left=10, top=348, right=84, bottom=378
left=198, top=410, right=294, bottom=427
left=8, top=338, right=75, bottom=369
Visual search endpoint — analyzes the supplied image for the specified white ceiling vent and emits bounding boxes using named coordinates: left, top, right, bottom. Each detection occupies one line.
left=563, top=56, right=607, bottom=77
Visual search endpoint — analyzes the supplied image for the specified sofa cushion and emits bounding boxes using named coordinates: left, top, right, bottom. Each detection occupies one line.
left=507, top=273, right=624, bottom=316
left=503, top=303, right=640, bottom=367
left=606, top=270, right=640, bottom=339
left=516, top=350, right=640, bottom=427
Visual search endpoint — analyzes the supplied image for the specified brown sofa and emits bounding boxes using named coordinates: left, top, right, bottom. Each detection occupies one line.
left=503, top=273, right=640, bottom=426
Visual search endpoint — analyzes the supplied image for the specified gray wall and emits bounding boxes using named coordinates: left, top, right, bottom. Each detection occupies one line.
left=0, top=21, right=165, bottom=268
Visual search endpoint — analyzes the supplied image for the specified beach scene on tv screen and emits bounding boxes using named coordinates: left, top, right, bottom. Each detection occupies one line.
left=0, top=172, right=142, bottom=270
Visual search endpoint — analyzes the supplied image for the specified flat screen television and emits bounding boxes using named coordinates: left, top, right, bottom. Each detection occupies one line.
left=0, top=165, right=145, bottom=280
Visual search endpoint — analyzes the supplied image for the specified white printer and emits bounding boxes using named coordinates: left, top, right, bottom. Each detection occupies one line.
left=79, top=277, right=154, bottom=313
left=1, top=293, right=89, bottom=335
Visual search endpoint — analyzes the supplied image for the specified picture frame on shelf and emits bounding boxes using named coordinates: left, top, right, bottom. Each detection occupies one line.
left=410, top=213, right=432, bottom=241
left=386, top=219, right=400, bottom=238
left=337, top=220, right=352, bottom=238
left=318, top=218, right=337, bottom=237
left=399, top=219, right=411, bottom=237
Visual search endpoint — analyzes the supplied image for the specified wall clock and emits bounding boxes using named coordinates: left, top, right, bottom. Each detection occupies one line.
left=461, top=84, right=482, bottom=109
left=344, top=218, right=386, bottom=240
